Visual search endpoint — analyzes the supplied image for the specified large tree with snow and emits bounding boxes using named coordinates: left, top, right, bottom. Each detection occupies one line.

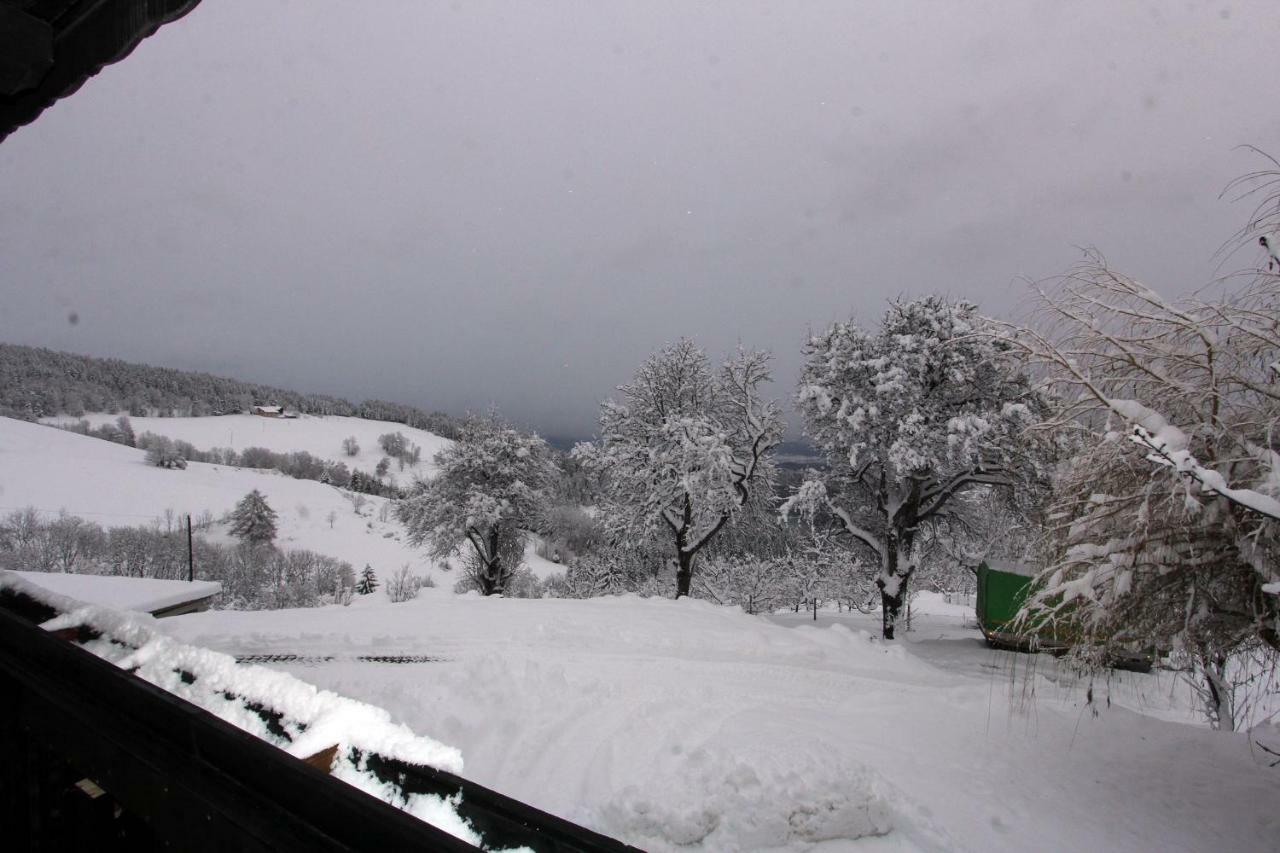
left=396, top=413, right=551, bottom=596
left=574, top=340, right=784, bottom=598
left=786, top=297, right=1055, bottom=638
left=1002, top=235, right=1280, bottom=727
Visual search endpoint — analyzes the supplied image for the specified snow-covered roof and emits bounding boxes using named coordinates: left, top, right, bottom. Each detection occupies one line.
left=982, top=558, right=1039, bottom=578
left=7, top=571, right=221, bottom=616
left=253, top=405, right=284, bottom=413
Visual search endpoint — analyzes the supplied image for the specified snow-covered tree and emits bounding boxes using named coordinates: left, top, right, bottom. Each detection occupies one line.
left=786, top=297, right=1055, bottom=638
left=229, top=489, right=278, bottom=547
left=144, top=435, right=187, bottom=469
left=342, top=436, right=360, bottom=457
left=396, top=413, right=551, bottom=596
left=356, top=563, right=378, bottom=595
left=574, top=340, right=784, bottom=598
left=1002, top=235, right=1280, bottom=725
left=379, top=432, right=408, bottom=458
left=115, top=415, right=136, bottom=448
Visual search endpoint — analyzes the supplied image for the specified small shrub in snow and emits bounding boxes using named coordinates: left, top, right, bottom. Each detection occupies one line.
left=503, top=567, right=544, bottom=599
left=378, top=431, right=408, bottom=458
left=533, top=503, right=602, bottom=564
left=329, top=577, right=354, bottom=607
left=114, top=415, right=136, bottom=447
left=144, top=435, right=187, bottom=469
left=386, top=565, right=420, bottom=603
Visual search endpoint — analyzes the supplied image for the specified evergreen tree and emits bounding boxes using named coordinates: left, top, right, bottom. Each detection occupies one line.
left=229, top=489, right=278, bottom=546
left=356, top=563, right=378, bottom=595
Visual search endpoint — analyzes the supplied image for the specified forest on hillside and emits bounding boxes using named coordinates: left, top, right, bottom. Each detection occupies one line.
left=0, top=342, right=462, bottom=437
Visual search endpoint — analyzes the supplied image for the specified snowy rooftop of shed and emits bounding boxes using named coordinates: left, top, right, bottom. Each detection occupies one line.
left=982, top=558, right=1039, bottom=578
left=6, top=571, right=221, bottom=616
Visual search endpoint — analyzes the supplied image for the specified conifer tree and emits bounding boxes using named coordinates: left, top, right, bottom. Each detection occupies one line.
left=229, top=489, right=278, bottom=546
left=356, top=563, right=378, bottom=595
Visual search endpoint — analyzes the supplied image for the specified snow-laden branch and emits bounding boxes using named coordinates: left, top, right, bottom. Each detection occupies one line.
left=779, top=479, right=886, bottom=562
left=1129, top=422, right=1280, bottom=523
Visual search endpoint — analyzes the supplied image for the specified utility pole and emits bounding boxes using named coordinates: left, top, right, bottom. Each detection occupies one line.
left=186, top=514, right=194, bottom=582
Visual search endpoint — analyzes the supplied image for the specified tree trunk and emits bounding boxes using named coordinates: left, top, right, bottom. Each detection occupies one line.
left=877, top=533, right=913, bottom=640
left=675, top=549, right=694, bottom=598
left=477, top=530, right=504, bottom=596
left=484, top=558, right=504, bottom=595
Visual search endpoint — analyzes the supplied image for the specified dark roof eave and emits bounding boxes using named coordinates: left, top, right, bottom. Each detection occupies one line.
left=0, top=0, right=203, bottom=144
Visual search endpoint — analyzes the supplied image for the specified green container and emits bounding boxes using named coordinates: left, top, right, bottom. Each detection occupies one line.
left=976, top=561, right=1152, bottom=668
left=975, top=560, right=1064, bottom=651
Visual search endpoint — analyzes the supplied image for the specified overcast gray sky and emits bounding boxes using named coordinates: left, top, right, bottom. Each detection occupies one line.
left=1, top=1, right=1277, bottom=437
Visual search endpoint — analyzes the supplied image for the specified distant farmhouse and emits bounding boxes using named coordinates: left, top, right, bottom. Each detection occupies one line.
left=252, top=405, right=297, bottom=419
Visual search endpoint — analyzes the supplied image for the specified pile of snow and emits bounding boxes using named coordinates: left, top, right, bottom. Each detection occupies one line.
left=7, top=570, right=220, bottom=614
left=0, top=417, right=443, bottom=582
left=0, top=571, right=480, bottom=845
left=43, top=413, right=452, bottom=488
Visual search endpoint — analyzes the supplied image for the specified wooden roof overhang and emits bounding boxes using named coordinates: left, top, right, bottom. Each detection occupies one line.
left=0, top=0, right=201, bottom=143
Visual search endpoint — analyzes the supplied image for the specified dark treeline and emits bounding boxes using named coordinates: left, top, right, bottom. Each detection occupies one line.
left=0, top=343, right=462, bottom=438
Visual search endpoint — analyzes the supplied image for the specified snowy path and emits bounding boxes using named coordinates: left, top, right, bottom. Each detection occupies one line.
left=161, top=593, right=1280, bottom=852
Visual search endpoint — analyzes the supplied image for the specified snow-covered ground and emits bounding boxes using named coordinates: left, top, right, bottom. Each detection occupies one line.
left=161, top=591, right=1280, bottom=853
left=42, top=412, right=451, bottom=488
left=7, top=415, right=1279, bottom=850
left=0, top=416, right=443, bottom=579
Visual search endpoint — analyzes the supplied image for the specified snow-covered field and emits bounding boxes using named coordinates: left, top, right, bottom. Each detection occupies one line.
left=42, top=412, right=451, bottom=488
left=0, top=416, right=441, bottom=578
left=162, top=592, right=1280, bottom=853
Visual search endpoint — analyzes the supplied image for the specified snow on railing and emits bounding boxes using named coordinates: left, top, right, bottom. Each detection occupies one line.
left=0, top=570, right=482, bottom=846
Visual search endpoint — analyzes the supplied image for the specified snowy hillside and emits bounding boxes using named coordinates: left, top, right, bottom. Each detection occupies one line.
left=0, top=416, right=443, bottom=580
left=163, top=593, right=1280, bottom=853
left=43, top=412, right=451, bottom=487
